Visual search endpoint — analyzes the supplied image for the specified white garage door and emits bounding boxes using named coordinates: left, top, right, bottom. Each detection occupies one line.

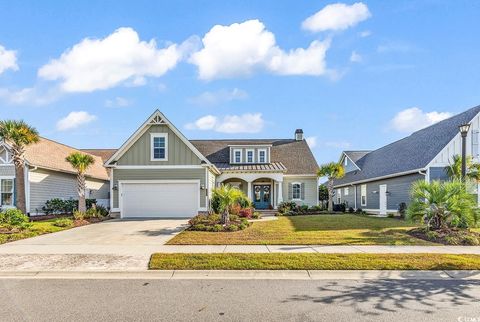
left=121, top=182, right=199, bottom=218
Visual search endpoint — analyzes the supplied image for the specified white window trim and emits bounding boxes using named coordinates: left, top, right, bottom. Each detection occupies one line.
left=257, top=148, right=267, bottom=163
left=246, top=149, right=255, bottom=163
left=0, top=176, right=15, bottom=208
left=150, top=133, right=168, bottom=162
left=232, top=149, right=242, bottom=164
left=344, top=187, right=349, bottom=196
left=292, top=182, right=302, bottom=200
left=361, top=184, right=367, bottom=207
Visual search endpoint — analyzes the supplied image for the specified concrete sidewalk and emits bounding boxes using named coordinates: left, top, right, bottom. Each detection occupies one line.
left=0, top=269, right=479, bottom=280
left=151, top=245, right=480, bottom=254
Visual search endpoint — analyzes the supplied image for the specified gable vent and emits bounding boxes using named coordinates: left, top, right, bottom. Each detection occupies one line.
left=149, top=115, right=167, bottom=125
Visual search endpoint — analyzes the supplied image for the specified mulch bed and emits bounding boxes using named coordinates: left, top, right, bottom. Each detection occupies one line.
left=408, top=227, right=480, bottom=245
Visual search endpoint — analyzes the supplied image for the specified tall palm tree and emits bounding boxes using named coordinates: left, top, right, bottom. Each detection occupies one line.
left=317, top=162, right=345, bottom=212
left=445, top=155, right=480, bottom=182
left=66, top=152, right=95, bottom=212
left=0, top=120, right=39, bottom=214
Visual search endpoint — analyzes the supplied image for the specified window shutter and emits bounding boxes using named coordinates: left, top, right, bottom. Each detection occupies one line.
left=288, top=183, right=293, bottom=200
left=301, top=183, right=305, bottom=200
left=473, top=130, right=479, bottom=157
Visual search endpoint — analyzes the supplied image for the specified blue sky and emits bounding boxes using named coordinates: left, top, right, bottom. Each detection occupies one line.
left=0, top=0, right=479, bottom=164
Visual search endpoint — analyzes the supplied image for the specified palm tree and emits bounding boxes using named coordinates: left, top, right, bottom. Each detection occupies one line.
left=317, top=162, right=345, bottom=212
left=407, top=180, right=478, bottom=230
left=212, top=185, right=249, bottom=224
left=65, top=152, right=95, bottom=212
left=0, top=120, right=39, bottom=214
left=445, top=155, right=480, bottom=182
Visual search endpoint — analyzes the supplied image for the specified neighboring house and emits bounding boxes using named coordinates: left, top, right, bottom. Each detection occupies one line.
left=0, top=137, right=109, bottom=215
left=334, top=105, right=480, bottom=215
left=105, top=110, right=319, bottom=218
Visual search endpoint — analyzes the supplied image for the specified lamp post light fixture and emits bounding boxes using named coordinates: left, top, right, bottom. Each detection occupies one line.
left=459, top=123, right=471, bottom=181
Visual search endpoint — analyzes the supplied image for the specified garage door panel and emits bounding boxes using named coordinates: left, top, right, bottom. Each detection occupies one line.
left=121, top=182, right=198, bottom=218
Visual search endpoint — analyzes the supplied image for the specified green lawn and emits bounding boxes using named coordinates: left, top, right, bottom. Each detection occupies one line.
left=0, top=220, right=70, bottom=244
left=149, top=253, right=480, bottom=270
left=167, top=214, right=435, bottom=245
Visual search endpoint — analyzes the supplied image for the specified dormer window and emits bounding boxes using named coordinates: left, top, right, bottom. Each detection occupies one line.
left=258, top=149, right=267, bottom=163
left=233, top=149, right=242, bottom=163
left=246, top=149, right=254, bottom=163
left=151, top=133, right=168, bottom=161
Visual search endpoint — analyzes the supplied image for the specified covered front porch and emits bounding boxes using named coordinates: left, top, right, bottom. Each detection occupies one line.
left=217, top=172, right=284, bottom=210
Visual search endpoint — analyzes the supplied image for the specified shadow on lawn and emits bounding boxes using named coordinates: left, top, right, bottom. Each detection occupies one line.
left=284, top=274, right=480, bottom=316
left=284, top=271, right=480, bottom=316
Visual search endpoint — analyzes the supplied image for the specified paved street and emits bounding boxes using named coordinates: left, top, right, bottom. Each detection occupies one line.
left=1, top=278, right=479, bottom=322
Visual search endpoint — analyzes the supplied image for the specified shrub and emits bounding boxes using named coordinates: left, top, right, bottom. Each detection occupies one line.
left=348, top=207, right=355, bottom=213
left=84, top=207, right=98, bottom=219
left=463, top=235, right=480, bottom=246
left=278, top=201, right=297, bottom=214
left=239, top=207, right=254, bottom=218
left=53, top=218, right=73, bottom=228
left=191, top=224, right=207, bottom=231
left=310, top=205, right=322, bottom=212
left=387, top=213, right=395, bottom=218
left=42, top=198, right=98, bottom=215
left=426, top=231, right=439, bottom=240
left=445, top=236, right=461, bottom=245
left=300, top=205, right=309, bottom=213
left=225, top=224, right=239, bottom=232
left=73, top=210, right=85, bottom=221
left=211, top=224, right=223, bottom=232
left=95, top=205, right=109, bottom=217
left=0, top=208, right=30, bottom=230
left=333, top=203, right=346, bottom=212
left=229, top=214, right=239, bottom=222
left=252, top=212, right=261, bottom=219
left=355, top=208, right=363, bottom=213
left=229, top=203, right=241, bottom=216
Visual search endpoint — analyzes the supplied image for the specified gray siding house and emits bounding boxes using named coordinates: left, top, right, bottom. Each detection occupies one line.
left=334, top=105, right=480, bottom=215
left=0, top=138, right=109, bottom=215
left=105, top=110, right=319, bottom=218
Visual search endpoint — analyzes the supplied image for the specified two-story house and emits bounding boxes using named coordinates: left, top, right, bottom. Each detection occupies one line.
left=105, top=110, right=319, bottom=218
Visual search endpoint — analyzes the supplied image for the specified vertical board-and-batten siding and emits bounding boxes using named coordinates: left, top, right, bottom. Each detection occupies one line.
left=29, top=168, right=109, bottom=215
left=336, top=173, right=424, bottom=212
left=430, top=111, right=480, bottom=166
left=0, top=165, right=15, bottom=176
left=112, top=168, right=207, bottom=209
left=282, top=176, right=317, bottom=207
left=116, top=124, right=202, bottom=166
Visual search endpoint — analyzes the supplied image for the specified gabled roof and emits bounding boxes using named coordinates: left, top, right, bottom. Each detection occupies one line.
left=105, top=110, right=211, bottom=166
left=24, top=137, right=109, bottom=180
left=190, top=139, right=318, bottom=175
left=343, top=151, right=371, bottom=164
left=334, top=104, right=480, bottom=186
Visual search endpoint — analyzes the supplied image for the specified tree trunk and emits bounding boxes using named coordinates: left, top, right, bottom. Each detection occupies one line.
left=221, top=209, right=230, bottom=225
left=77, top=172, right=87, bottom=212
left=11, top=144, right=26, bottom=214
left=327, top=179, right=334, bottom=212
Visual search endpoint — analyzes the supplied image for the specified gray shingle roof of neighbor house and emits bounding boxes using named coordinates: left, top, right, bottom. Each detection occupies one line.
left=334, top=104, right=480, bottom=187
left=190, top=139, right=319, bottom=175
left=344, top=150, right=371, bottom=164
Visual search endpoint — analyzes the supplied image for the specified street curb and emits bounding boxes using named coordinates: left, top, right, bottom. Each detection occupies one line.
left=0, top=270, right=479, bottom=280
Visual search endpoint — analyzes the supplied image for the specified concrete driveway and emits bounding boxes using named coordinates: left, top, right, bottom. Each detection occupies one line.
left=0, top=219, right=189, bottom=271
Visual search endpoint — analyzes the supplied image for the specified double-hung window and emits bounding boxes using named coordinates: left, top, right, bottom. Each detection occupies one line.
left=151, top=133, right=168, bottom=161
left=292, top=183, right=301, bottom=200
left=246, top=149, right=254, bottom=163
left=233, top=149, right=242, bottom=163
left=0, top=179, right=14, bottom=207
left=258, top=149, right=267, bottom=163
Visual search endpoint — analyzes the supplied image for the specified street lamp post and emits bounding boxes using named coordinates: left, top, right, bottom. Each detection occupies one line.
left=459, top=123, right=471, bottom=181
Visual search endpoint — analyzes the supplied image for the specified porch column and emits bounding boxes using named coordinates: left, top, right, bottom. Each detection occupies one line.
left=247, top=181, right=252, bottom=200
left=277, top=181, right=283, bottom=204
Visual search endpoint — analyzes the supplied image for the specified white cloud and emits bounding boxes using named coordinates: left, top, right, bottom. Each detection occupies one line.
left=188, top=88, right=248, bottom=106
left=38, top=27, right=191, bottom=92
left=306, top=136, right=317, bottom=149
left=302, top=2, right=371, bottom=32
left=350, top=51, right=362, bottom=63
left=0, top=45, right=18, bottom=75
left=56, top=111, right=97, bottom=131
left=186, top=113, right=264, bottom=133
left=0, top=86, right=61, bottom=106
left=105, top=96, right=131, bottom=108
left=189, top=19, right=332, bottom=80
left=359, top=30, right=371, bottom=37
left=390, top=107, right=452, bottom=133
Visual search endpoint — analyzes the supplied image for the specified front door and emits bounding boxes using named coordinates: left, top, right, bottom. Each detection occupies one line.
left=253, top=185, right=271, bottom=209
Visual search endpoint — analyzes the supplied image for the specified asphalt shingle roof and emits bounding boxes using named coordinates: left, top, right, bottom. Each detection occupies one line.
left=190, top=139, right=318, bottom=175
left=344, top=151, right=371, bottom=164
left=334, top=105, right=480, bottom=186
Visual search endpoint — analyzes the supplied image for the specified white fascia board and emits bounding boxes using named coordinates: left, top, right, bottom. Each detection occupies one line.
left=333, top=168, right=426, bottom=188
